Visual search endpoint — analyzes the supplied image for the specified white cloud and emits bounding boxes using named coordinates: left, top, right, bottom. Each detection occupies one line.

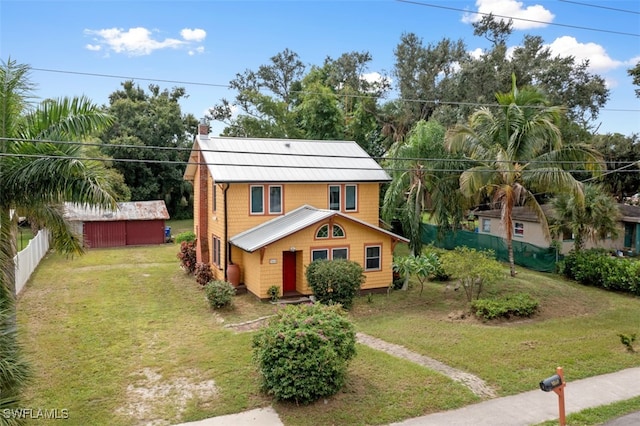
left=361, top=71, right=392, bottom=86
left=84, top=26, right=206, bottom=56
left=463, top=0, right=554, bottom=30
left=181, top=28, right=206, bottom=42
left=469, top=48, right=484, bottom=59
left=547, top=36, right=622, bottom=73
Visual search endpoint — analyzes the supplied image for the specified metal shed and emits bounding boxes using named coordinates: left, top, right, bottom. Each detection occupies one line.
left=64, top=200, right=170, bottom=248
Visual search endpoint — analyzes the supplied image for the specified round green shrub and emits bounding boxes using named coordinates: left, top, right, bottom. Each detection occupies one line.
left=252, top=303, right=356, bottom=404
left=305, top=259, right=365, bottom=310
left=204, top=280, right=235, bottom=309
left=175, top=231, right=196, bottom=243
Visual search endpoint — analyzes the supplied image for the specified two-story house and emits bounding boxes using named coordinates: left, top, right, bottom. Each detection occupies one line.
left=183, top=124, right=408, bottom=299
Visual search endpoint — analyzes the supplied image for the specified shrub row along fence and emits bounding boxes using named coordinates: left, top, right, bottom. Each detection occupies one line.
left=420, top=224, right=560, bottom=273
left=15, top=229, right=50, bottom=295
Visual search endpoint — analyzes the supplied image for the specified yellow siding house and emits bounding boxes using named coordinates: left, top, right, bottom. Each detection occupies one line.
left=183, top=123, right=407, bottom=299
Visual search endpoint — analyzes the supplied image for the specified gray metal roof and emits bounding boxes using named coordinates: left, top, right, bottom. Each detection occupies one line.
left=64, top=200, right=170, bottom=222
left=230, top=205, right=408, bottom=252
left=184, top=136, right=390, bottom=183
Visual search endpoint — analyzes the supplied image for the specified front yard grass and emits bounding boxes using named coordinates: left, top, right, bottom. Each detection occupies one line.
left=16, top=238, right=640, bottom=425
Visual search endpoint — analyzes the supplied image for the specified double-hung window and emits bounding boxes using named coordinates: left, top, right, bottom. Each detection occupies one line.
left=329, top=185, right=341, bottom=211
left=365, top=245, right=381, bottom=271
left=514, top=222, right=524, bottom=236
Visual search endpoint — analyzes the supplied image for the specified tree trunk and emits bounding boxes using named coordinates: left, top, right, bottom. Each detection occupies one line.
left=507, top=237, right=516, bottom=277
left=0, top=205, right=18, bottom=332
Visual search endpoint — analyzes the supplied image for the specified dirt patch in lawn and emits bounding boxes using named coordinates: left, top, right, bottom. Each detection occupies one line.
left=117, top=368, right=218, bottom=426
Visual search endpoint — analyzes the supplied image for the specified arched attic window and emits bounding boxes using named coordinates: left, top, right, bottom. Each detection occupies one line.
left=315, top=223, right=346, bottom=239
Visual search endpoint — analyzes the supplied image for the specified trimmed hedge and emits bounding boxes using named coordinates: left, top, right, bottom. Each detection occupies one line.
left=561, top=249, right=640, bottom=295
left=471, top=293, right=539, bottom=320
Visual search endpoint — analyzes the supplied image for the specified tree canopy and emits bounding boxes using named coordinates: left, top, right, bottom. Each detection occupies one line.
left=100, top=81, right=198, bottom=219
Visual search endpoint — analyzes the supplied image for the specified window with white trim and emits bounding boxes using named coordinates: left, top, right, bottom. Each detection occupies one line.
left=250, top=185, right=264, bottom=214
left=311, top=247, right=349, bottom=261
left=329, top=185, right=340, bottom=210
left=514, top=222, right=524, bottom=236
left=316, top=223, right=346, bottom=239
left=482, top=219, right=491, bottom=233
left=345, top=185, right=357, bottom=211
left=365, top=245, right=381, bottom=271
left=312, top=249, right=329, bottom=261
left=269, top=185, right=282, bottom=214
left=212, top=235, right=221, bottom=267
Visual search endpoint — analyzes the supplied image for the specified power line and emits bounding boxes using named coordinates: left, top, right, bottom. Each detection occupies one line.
left=2, top=136, right=638, bottom=168
left=558, top=0, right=640, bottom=15
left=396, top=0, right=640, bottom=37
left=29, top=67, right=640, bottom=113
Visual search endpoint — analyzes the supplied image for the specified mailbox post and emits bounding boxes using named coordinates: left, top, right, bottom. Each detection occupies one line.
left=539, top=367, right=566, bottom=426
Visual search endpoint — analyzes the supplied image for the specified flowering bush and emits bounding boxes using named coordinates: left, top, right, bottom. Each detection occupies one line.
left=177, top=241, right=197, bottom=274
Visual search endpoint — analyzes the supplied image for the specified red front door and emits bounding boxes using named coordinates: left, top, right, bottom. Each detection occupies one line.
left=282, top=251, right=297, bottom=293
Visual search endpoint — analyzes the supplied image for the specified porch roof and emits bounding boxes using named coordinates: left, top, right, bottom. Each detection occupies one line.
left=230, top=205, right=408, bottom=252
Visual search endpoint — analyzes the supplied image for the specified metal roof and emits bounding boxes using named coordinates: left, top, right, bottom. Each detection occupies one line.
left=230, top=204, right=408, bottom=252
left=64, top=200, right=170, bottom=222
left=184, top=136, right=390, bottom=183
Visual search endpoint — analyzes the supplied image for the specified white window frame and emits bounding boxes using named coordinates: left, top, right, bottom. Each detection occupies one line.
left=364, top=245, right=381, bottom=271
left=250, top=185, right=264, bottom=214
left=345, top=184, right=357, bottom=212
left=268, top=185, right=282, bottom=214
left=514, top=222, right=524, bottom=237
left=482, top=219, right=491, bottom=233
left=328, top=185, right=341, bottom=211
left=311, top=249, right=329, bottom=262
left=332, top=247, right=349, bottom=260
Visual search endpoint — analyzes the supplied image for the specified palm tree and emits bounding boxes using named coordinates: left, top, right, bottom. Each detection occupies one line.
left=382, top=119, right=467, bottom=256
left=0, top=58, right=116, bottom=415
left=549, top=184, right=620, bottom=251
left=447, top=75, right=604, bottom=276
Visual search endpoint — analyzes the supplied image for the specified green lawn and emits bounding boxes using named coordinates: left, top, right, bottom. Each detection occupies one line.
left=15, top=233, right=640, bottom=425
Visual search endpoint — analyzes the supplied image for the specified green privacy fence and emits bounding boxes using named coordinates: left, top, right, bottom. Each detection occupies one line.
left=421, top=224, right=561, bottom=273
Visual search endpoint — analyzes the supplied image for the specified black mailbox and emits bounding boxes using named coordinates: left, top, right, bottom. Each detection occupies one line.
left=539, top=374, right=563, bottom=392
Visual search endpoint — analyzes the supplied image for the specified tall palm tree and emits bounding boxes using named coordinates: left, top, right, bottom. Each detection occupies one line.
left=0, top=58, right=116, bottom=415
left=549, top=184, right=620, bottom=251
left=447, top=75, right=604, bottom=276
left=382, top=119, right=467, bottom=255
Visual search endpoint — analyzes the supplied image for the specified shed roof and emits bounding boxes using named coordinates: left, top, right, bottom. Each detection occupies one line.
left=230, top=204, right=408, bottom=252
left=184, top=136, right=390, bottom=183
left=64, top=200, right=170, bottom=222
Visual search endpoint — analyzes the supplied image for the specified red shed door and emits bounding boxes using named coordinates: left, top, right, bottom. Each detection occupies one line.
left=83, top=221, right=126, bottom=248
left=126, top=220, right=165, bottom=245
left=282, top=251, right=297, bottom=293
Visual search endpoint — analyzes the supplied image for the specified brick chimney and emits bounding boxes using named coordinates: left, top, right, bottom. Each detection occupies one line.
left=198, top=118, right=210, bottom=136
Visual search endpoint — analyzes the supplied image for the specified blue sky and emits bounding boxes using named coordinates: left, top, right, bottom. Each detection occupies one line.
left=1, top=0, right=639, bottom=137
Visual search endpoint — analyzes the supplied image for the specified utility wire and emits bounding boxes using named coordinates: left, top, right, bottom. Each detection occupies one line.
left=557, top=0, right=640, bottom=15
left=2, top=136, right=637, bottom=167
left=0, top=151, right=637, bottom=176
left=30, top=67, right=640, bottom=113
left=396, top=0, right=640, bottom=37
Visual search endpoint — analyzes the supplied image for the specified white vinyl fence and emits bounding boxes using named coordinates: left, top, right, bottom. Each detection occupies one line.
left=15, top=229, right=50, bottom=295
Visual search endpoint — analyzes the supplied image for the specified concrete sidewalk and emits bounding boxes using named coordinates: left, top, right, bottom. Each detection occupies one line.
left=391, top=367, right=640, bottom=426
left=174, top=367, right=640, bottom=426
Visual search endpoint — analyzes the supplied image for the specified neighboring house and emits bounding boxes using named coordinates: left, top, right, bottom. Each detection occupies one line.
left=183, top=124, right=408, bottom=299
left=474, top=204, right=640, bottom=255
left=64, top=200, right=170, bottom=248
